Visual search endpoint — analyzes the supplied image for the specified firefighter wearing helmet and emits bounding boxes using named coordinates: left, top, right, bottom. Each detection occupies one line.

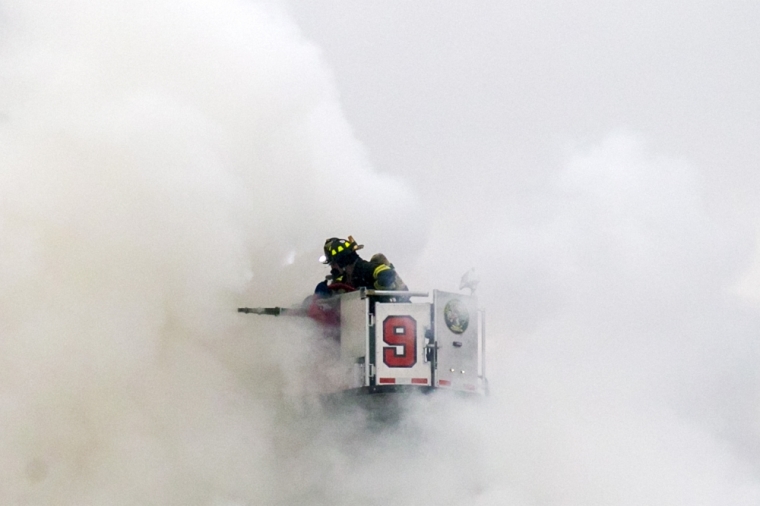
left=316, top=236, right=408, bottom=295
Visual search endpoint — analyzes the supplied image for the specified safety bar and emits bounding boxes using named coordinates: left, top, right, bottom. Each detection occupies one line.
left=363, top=289, right=429, bottom=298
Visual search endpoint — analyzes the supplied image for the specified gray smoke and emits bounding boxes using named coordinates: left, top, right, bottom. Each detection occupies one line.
left=0, top=0, right=422, bottom=504
left=410, top=130, right=760, bottom=503
left=2, top=1, right=759, bottom=505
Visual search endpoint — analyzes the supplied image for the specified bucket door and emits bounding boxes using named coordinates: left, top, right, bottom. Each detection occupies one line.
left=433, top=291, right=481, bottom=393
left=374, top=302, right=432, bottom=387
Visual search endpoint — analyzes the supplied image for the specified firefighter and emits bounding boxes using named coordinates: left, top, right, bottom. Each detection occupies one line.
left=319, top=236, right=408, bottom=293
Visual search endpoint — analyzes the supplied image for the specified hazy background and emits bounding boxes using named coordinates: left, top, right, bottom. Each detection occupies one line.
left=0, top=0, right=759, bottom=504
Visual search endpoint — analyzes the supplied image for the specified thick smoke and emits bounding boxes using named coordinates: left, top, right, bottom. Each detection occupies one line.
left=415, top=132, right=760, bottom=504
left=0, top=0, right=423, bottom=504
left=2, top=1, right=760, bottom=505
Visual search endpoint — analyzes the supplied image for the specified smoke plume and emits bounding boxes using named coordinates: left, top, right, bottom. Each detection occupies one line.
left=1, top=1, right=759, bottom=505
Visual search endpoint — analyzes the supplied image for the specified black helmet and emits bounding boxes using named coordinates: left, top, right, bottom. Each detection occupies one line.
left=320, top=236, right=363, bottom=265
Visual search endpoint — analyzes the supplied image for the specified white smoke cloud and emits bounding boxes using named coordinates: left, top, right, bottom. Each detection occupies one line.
left=2, top=0, right=759, bottom=505
left=0, top=0, right=423, bottom=503
left=401, top=129, right=760, bottom=505
left=469, top=132, right=760, bottom=505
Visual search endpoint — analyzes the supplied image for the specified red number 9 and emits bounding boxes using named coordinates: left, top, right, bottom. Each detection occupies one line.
left=382, top=316, right=417, bottom=368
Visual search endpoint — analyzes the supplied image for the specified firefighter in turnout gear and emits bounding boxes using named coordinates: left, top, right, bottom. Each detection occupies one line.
left=318, top=237, right=408, bottom=293
left=308, top=236, right=406, bottom=338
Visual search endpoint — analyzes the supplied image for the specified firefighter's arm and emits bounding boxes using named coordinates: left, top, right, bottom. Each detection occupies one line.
left=373, top=264, right=396, bottom=289
left=314, top=280, right=331, bottom=296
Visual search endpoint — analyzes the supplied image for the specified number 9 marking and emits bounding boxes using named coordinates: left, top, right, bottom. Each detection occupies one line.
left=382, top=316, right=417, bottom=368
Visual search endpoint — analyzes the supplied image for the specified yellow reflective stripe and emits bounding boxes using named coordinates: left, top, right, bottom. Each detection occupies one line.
left=373, top=264, right=391, bottom=278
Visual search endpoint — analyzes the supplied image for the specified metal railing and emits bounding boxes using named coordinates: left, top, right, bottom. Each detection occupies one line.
left=363, top=289, right=429, bottom=298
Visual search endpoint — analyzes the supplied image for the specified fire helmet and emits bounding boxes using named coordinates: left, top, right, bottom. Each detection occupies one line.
left=320, top=236, right=363, bottom=265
